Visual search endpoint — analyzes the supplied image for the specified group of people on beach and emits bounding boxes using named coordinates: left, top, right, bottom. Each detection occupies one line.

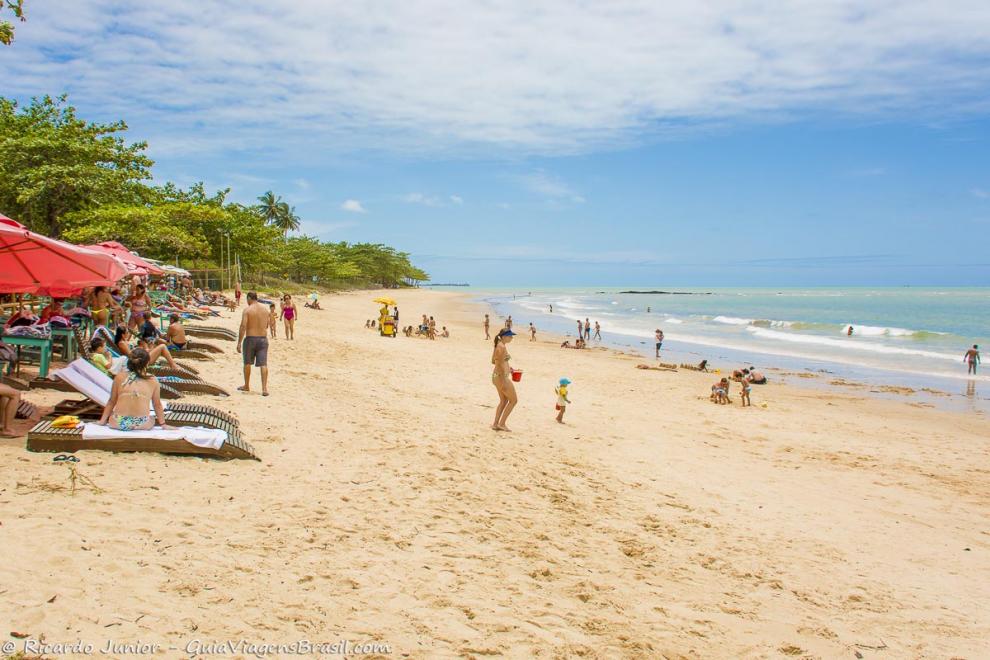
left=710, top=367, right=766, bottom=406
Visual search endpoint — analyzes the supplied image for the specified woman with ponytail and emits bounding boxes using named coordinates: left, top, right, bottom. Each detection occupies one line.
left=98, top=348, right=173, bottom=431
left=490, top=328, right=518, bottom=431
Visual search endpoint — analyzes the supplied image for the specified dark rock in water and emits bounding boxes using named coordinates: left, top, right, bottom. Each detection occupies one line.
left=619, top=290, right=712, bottom=295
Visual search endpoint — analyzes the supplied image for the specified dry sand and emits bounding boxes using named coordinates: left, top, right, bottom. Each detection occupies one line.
left=2, top=289, right=989, bottom=658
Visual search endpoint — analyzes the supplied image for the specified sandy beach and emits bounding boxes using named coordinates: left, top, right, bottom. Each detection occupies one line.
left=2, top=288, right=988, bottom=658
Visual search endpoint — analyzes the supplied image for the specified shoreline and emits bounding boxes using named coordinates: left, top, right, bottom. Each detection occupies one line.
left=2, top=287, right=988, bottom=657
left=465, top=289, right=989, bottom=416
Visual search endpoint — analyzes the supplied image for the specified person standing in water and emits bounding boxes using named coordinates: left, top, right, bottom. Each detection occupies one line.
left=964, top=345, right=980, bottom=374
left=549, top=304, right=553, bottom=313
left=237, top=292, right=271, bottom=396
left=576, top=319, right=583, bottom=338
left=484, top=314, right=490, bottom=340
left=655, top=329, right=664, bottom=358
left=490, top=329, right=518, bottom=431
left=584, top=318, right=591, bottom=341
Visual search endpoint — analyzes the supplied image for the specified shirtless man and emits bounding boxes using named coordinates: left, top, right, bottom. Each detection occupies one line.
left=237, top=292, right=270, bottom=396
left=166, top=313, right=188, bottom=349
left=964, top=345, right=980, bottom=375
left=484, top=314, right=490, bottom=340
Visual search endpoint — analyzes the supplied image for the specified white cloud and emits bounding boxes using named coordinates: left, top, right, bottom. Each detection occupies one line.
left=6, top=1, right=990, bottom=157
left=449, top=195, right=464, bottom=205
left=340, top=199, right=367, bottom=213
left=295, top=178, right=311, bottom=190
left=517, top=170, right=585, bottom=204
left=402, top=192, right=442, bottom=206
left=972, top=188, right=989, bottom=199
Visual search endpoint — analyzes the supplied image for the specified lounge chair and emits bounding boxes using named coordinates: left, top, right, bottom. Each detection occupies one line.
left=27, top=419, right=257, bottom=460
left=184, top=325, right=237, bottom=341
left=45, top=360, right=240, bottom=433
left=75, top=326, right=199, bottom=378
left=15, top=398, right=38, bottom=420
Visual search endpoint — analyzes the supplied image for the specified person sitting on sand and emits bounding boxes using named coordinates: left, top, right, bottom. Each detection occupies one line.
left=0, top=380, right=23, bottom=437
left=165, top=314, right=188, bottom=350
left=748, top=367, right=767, bottom=384
left=560, top=340, right=571, bottom=348
left=576, top=337, right=586, bottom=349
left=964, top=345, right=980, bottom=374
left=698, top=359, right=708, bottom=372
left=114, top=325, right=180, bottom=370
left=441, top=326, right=450, bottom=338
left=97, top=348, right=174, bottom=431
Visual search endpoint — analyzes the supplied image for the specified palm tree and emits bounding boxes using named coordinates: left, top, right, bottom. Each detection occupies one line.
left=255, top=191, right=283, bottom=225
left=272, top=201, right=301, bottom=236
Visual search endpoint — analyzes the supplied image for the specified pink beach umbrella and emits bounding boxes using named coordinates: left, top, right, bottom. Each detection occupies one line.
left=82, top=240, right=166, bottom=276
left=0, top=214, right=130, bottom=296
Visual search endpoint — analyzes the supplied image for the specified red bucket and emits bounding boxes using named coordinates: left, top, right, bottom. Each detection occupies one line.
left=511, top=369, right=523, bottom=382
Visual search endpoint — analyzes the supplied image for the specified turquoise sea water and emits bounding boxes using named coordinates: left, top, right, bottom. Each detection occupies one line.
left=461, top=287, right=990, bottom=410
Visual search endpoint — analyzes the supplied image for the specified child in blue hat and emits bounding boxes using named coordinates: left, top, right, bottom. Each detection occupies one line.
left=555, top=378, right=571, bottom=423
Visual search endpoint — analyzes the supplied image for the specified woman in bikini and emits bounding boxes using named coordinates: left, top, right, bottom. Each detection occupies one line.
left=98, top=348, right=173, bottom=431
left=86, top=286, right=122, bottom=328
left=490, top=328, right=518, bottom=431
left=280, top=294, right=297, bottom=340
left=114, top=325, right=180, bottom=370
left=126, top=284, right=154, bottom=331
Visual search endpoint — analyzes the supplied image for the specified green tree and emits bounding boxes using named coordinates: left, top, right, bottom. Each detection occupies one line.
left=255, top=190, right=283, bottom=225
left=0, top=95, right=153, bottom=236
left=0, top=0, right=25, bottom=45
left=273, top=201, right=301, bottom=235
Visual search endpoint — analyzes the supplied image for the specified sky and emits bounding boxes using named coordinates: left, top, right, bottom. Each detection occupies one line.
left=2, top=0, right=990, bottom=286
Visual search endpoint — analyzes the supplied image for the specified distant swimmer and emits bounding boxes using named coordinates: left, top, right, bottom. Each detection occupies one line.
left=964, top=345, right=980, bottom=375
left=647, top=306, right=651, bottom=313
left=847, top=325, right=854, bottom=336
left=549, top=304, right=553, bottom=313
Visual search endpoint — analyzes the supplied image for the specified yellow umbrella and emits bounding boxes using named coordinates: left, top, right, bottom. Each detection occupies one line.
left=373, top=296, right=396, bottom=305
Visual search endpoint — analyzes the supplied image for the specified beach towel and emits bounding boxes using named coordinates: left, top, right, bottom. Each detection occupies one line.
left=81, top=422, right=227, bottom=449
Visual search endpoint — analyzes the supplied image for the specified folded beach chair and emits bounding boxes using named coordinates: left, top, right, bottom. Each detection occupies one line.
left=27, top=419, right=257, bottom=460
left=39, top=359, right=242, bottom=436
left=182, top=339, right=225, bottom=354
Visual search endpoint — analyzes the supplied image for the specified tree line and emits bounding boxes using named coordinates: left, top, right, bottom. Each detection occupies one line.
left=0, top=95, right=428, bottom=288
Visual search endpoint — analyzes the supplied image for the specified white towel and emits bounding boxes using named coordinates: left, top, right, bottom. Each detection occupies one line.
left=81, top=422, right=227, bottom=450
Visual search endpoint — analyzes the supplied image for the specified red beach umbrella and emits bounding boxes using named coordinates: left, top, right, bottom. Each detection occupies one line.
left=82, top=240, right=166, bottom=276
left=0, top=214, right=130, bottom=296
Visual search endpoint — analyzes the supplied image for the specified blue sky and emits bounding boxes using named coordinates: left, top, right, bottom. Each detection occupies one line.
left=3, top=1, right=990, bottom=286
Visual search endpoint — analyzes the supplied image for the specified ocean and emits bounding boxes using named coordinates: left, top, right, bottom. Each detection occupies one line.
left=464, top=287, right=990, bottom=412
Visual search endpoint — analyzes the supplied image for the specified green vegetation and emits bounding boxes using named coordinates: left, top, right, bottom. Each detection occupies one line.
left=0, top=96, right=428, bottom=288
left=0, top=0, right=25, bottom=45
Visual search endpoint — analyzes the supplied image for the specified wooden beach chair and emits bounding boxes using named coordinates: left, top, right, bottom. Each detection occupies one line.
left=184, top=325, right=237, bottom=341
left=73, top=327, right=201, bottom=378
left=39, top=360, right=243, bottom=438
left=27, top=419, right=258, bottom=460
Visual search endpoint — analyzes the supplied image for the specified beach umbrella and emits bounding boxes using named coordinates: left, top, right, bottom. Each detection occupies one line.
left=373, top=296, right=396, bottom=305
left=82, top=241, right=166, bottom=276
left=0, top=215, right=130, bottom=296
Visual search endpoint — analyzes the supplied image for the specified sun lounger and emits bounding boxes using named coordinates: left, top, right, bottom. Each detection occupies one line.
left=47, top=360, right=240, bottom=434
left=183, top=339, right=225, bottom=354
left=30, top=373, right=183, bottom=399
left=73, top=326, right=200, bottom=378
left=184, top=325, right=237, bottom=341
left=27, top=420, right=258, bottom=460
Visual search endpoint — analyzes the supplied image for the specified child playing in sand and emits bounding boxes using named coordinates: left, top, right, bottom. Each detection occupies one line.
left=270, top=304, right=279, bottom=338
left=555, top=378, right=571, bottom=423
left=740, top=375, right=752, bottom=407
left=711, top=378, right=730, bottom=404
